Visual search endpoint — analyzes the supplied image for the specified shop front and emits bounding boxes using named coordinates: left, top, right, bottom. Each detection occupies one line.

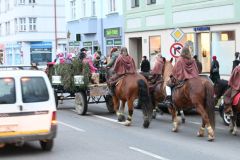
left=179, top=26, right=236, bottom=74
left=104, top=27, right=122, bottom=56
left=30, top=42, right=52, bottom=65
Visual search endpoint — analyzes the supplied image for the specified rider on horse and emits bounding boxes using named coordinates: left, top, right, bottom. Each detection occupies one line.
left=149, top=52, right=165, bottom=90
left=108, top=47, right=136, bottom=95
left=224, top=64, right=240, bottom=113
left=166, top=46, right=199, bottom=104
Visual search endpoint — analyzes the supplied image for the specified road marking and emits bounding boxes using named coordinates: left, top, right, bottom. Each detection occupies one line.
left=71, top=109, right=227, bottom=131
left=58, top=121, right=86, bottom=132
left=129, top=146, right=170, bottom=160
left=188, top=121, right=226, bottom=130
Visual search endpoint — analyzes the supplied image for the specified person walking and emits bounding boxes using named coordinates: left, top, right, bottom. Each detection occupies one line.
left=140, top=56, right=150, bottom=73
left=210, top=55, right=220, bottom=83
left=232, top=52, right=240, bottom=72
left=193, top=55, right=202, bottom=74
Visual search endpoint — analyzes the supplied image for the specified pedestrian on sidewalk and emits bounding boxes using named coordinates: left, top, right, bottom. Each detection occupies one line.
left=210, top=55, right=220, bottom=83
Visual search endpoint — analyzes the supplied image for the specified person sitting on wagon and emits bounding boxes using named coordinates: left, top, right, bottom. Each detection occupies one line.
left=79, top=48, right=97, bottom=74
left=106, top=47, right=120, bottom=68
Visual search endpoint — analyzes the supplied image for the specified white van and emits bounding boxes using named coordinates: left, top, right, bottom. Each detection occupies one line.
left=0, top=69, right=57, bottom=151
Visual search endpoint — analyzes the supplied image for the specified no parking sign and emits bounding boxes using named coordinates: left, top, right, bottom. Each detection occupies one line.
left=170, top=42, right=183, bottom=58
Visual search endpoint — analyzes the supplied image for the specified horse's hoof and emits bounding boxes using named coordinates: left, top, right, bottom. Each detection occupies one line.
left=152, top=111, right=156, bottom=119
left=197, top=132, right=204, bottom=137
left=143, top=120, right=150, bottom=128
left=208, top=136, right=215, bottom=142
left=118, top=115, right=126, bottom=122
left=182, top=118, right=185, bottom=124
left=124, top=120, right=131, bottom=126
left=172, top=128, right=178, bottom=132
left=232, top=131, right=237, bottom=136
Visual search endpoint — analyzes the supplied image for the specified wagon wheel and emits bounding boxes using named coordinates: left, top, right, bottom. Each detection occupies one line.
left=105, top=95, right=114, bottom=113
left=75, top=92, right=87, bottom=115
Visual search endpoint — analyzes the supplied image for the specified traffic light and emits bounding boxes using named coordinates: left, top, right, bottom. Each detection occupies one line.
left=76, top=34, right=81, bottom=41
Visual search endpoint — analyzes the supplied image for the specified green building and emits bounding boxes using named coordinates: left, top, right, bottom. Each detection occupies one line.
left=124, top=0, right=240, bottom=74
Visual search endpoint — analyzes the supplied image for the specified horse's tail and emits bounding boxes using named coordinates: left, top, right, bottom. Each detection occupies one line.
left=205, top=80, right=215, bottom=130
left=137, top=79, right=152, bottom=118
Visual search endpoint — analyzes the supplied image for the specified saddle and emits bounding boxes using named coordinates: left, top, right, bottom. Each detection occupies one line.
left=168, top=76, right=185, bottom=89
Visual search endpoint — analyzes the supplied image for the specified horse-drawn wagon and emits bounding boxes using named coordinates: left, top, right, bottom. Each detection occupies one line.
left=47, top=60, right=114, bottom=115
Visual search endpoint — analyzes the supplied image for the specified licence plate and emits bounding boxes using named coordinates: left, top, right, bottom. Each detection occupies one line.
left=0, top=124, right=18, bottom=132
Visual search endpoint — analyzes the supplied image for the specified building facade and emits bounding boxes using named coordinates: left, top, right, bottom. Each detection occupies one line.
left=124, top=0, right=240, bottom=74
left=0, top=0, right=66, bottom=65
left=65, top=0, right=124, bottom=56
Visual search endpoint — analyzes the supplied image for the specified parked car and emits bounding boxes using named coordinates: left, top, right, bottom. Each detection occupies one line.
left=218, top=98, right=240, bottom=126
left=0, top=68, right=57, bottom=151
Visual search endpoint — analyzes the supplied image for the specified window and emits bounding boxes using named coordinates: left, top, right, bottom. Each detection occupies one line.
left=19, top=0, right=25, bottom=4
left=29, top=17, right=36, bottom=31
left=221, top=31, right=235, bottom=41
left=70, top=0, right=76, bottom=19
left=5, top=21, right=10, bottom=35
left=0, top=24, right=1, bottom=36
left=109, top=0, right=116, bottom=12
left=19, top=18, right=26, bottom=31
left=82, top=0, right=86, bottom=17
left=5, top=0, right=10, bottom=11
left=131, top=0, right=139, bottom=8
left=149, top=36, right=161, bottom=55
left=29, top=0, right=35, bottom=4
left=21, top=77, right=49, bottom=103
left=14, top=18, right=18, bottom=32
left=147, top=0, right=156, bottom=5
left=92, top=0, right=96, bottom=16
left=0, top=78, right=16, bottom=104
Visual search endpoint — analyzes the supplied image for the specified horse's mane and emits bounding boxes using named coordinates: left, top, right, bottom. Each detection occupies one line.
left=215, top=79, right=229, bottom=97
left=163, top=59, right=173, bottom=87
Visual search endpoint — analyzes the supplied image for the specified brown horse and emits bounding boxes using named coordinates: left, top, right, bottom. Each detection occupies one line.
left=165, top=65, right=215, bottom=141
left=110, top=73, right=152, bottom=128
left=214, top=79, right=240, bottom=135
left=150, top=59, right=186, bottom=123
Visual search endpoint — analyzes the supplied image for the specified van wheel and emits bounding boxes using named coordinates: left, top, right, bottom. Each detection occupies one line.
left=40, top=139, right=54, bottom=151
left=75, top=92, right=87, bottom=115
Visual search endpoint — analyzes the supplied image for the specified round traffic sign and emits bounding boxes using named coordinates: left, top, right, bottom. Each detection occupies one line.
left=170, top=42, right=183, bottom=58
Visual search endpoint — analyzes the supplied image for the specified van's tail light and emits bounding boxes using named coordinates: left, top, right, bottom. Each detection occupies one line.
left=51, top=111, right=57, bottom=125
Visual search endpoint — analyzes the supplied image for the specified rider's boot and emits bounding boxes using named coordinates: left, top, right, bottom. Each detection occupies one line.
left=165, top=86, right=173, bottom=107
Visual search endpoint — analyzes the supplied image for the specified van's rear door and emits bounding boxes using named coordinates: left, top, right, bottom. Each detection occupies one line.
left=19, top=76, right=55, bottom=135
left=0, top=77, right=19, bottom=135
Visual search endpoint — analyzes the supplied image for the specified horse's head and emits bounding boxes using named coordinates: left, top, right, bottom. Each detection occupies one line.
left=213, top=79, right=229, bottom=100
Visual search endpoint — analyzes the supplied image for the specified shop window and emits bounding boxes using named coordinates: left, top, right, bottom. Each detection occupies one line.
left=221, top=31, right=235, bottom=41
left=149, top=36, right=161, bottom=55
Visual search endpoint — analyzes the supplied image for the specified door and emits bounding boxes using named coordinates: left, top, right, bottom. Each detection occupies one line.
left=0, top=77, right=19, bottom=134
left=129, top=37, right=142, bottom=68
left=19, top=76, right=53, bottom=134
left=197, top=33, right=211, bottom=72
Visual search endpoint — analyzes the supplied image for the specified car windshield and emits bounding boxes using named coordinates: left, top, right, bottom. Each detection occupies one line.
left=0, top=78, right=16, bottom=104
left=21, top=77, right=49, bottom=103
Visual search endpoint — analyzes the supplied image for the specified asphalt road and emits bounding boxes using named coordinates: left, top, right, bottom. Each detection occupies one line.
left=0, top=100, right=239, bottom=160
